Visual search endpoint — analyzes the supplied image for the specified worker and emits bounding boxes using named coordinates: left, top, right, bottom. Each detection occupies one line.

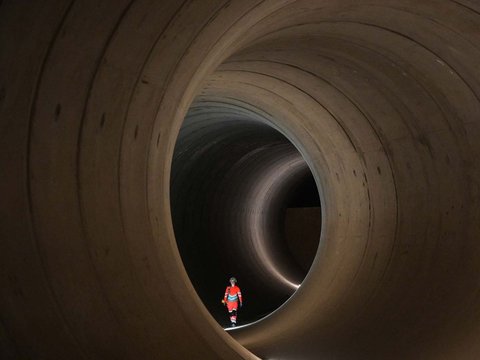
left=222, top=277, right=243, bottom=327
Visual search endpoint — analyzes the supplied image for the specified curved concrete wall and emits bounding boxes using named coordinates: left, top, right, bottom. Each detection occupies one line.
left=170, top=103, right=321, bottom=326
left=1, top=1, right=480, bottom=359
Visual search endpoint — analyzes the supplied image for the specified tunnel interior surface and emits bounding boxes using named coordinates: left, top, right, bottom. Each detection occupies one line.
left=170, top=101, right=321, bottom=327
left=2, top=1, right=480, bottom=359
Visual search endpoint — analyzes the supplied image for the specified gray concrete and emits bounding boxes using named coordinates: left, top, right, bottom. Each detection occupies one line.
left=1, top=0, right=480, bottom=359
left=170, top=106, right=315, bottom=326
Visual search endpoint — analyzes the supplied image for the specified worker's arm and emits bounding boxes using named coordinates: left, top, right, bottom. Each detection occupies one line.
left=238, top=288, right=243, bottom=306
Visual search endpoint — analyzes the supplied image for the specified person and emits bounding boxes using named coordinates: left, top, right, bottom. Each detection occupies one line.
left=222, top=277, right=243, bottom=327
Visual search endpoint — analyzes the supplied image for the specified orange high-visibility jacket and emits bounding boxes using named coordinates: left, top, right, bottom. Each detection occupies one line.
left=224, top=285, right=243, bottom=304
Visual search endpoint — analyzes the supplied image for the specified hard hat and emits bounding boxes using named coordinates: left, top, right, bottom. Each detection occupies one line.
left=229, top=277, right=237, bottom=283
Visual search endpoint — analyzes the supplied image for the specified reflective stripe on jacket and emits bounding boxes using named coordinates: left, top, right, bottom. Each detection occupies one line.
left=224, top=285, right=242, bottom=303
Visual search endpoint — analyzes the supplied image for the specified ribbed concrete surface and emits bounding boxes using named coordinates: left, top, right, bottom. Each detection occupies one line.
left=170, top=102, right=321, bottom=326
left=1, top=1, right=480, bottom=359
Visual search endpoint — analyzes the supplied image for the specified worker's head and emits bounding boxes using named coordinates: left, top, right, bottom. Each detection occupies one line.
left=229, top=277, right=237, bottom=285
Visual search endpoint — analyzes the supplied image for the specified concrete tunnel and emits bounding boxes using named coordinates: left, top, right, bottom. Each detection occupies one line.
left=1, top=0, right=480, bottom=359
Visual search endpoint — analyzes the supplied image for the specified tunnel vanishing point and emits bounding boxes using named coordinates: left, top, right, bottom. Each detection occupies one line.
left=2, top=1, right=480, bottom=359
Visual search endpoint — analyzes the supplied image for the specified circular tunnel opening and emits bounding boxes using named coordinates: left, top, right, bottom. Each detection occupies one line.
left=170, top=100, right=321, bottom=328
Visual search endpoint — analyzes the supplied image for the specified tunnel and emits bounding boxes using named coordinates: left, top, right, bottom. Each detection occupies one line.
left=1, top=1, right=480, bottom=359
left=170, top=100, right=321, bottom=327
